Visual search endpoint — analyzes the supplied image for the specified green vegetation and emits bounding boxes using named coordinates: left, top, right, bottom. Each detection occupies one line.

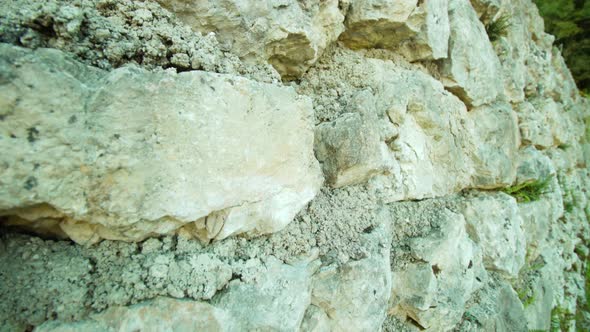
left=575, top=254, right=590, bottom=329
left=502, top=177, right=552, bottom=203
left=517, top=287, right=536, bottom=308
left=533, top=0, right=590, bottom=93
left=551, top=306, right=575, bottom=331
left=485, top=14, right=511, bottom=42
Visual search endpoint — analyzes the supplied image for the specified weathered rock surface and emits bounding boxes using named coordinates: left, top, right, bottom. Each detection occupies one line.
left=304, top=50, right=482, bottom=200
left=0, top=44, right=323, bottom=243
left=314, top=90, right=396, bottom=188
left=458, top=278, right=528, bottom=331
left=469, top=103, right=520, bottom=188
left=339, top=0, right=450, bottom=61
left=439, top=0, right=503, bottom=107
left=389, top=200, right=486, bottom=331
left=213, top=256, right=313, bottom=331
left=36, top=297, right=238, bottom=332
left=521, top=270, right=555, bottom=331
left=515, top=147, right=563, bottom=261
left=308, top=209, right=392, bottom=331
left=0, top=0, right=589, bottom=331
left=459, top=192, right=526, bottom=277
left=157, top=0, right=345, bottom=80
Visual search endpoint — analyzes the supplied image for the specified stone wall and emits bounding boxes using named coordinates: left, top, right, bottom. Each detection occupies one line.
left=0, top=0, right=588, bottom=331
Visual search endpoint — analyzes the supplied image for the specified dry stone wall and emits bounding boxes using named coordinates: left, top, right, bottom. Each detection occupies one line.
left=0, top=0, right=589, bottom=331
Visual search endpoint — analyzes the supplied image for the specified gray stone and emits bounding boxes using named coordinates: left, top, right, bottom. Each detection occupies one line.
left=309, top=212, right=392, bottom=331
left=213, top=256, right=312, bottom=331
left=314, top=90, right=396, bottom=188
left=459, top=192, right=526, bottom=277
left=339, top=0, right=450, bottom=61
left=0, top=44, right=323, bottom=243
left=157, top=0, right=345, bottom=80
left=36, top=297, right=238, bottom=332
left=390, top=207, right=485, bottom=330
left=439, top=0, right=503, bottom=107
left=460, top=280, right=528, bottom=332
left=469, top=103, right=520, bottom=188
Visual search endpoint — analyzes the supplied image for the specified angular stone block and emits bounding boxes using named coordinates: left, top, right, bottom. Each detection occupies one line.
left=0, top=44, right=323, bottom=243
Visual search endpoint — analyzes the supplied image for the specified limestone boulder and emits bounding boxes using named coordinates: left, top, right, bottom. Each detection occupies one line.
left=300, top=305, right=331, bottom=332
left=459, top=192, right=526, bottom=277
left=36, top=297, right=238, bottom=332
left=339, top=0, right=450, bottom=61
left=213, top=256, right=313, bottom=331
left=314, top=90, right=397, bottom=188
left=375, top=67, right=476, bottom=201
left=156, top=0, right=345, bottom=80
left=515, top=101, right=555, bottom=149
left=308, top=211, right=392, bottom=331
left=390, top=207, right=485, bottom=330
left=515, top=147, right=562, bottom=261
left=0, top=44, right=323, bottom=243
left=523, top=272, right=555, bottom=331
left=459, top=280, right=528, bottom=331
left=308, top=53, right=477, bottom=199
left=439, top=0, right=503, bottom=107
left=469, top=103, right=520, bottom=188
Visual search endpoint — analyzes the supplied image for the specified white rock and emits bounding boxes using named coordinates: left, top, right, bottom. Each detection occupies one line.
left=36, top=297, right=238, bottom=332
left=339, top=0, right=450, bottom=61
left=515, top=147, right=563, bottom=261
left=390, top=207, right=485, bottom=330
left=309, top=215, right=392, bottom=331
left=300, top=305, right=331, bottom=332
left=439, top=0, right=503, bottom=107
left=314, top=90, right=396, bottom=188
left=376, top=67, right=476, bottom=201
left=0, top=44, right=323, bottom=243
left=213, top=256, right=312, bottom=331
left=524, top=272, right=554, bottom=331
left=515, top=101, right=555, bottom=149
left=461, top=280, right=528, bottom=331
left=469, top=103, right=519, bottom=188
left=459, top=192, right=526, bottom=277
left=157, top=0, right=345, bottom=80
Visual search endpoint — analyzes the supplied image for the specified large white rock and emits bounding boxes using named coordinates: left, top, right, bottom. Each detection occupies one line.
left=213, top=256, right=313, bottom=331
left=36, top=297, right=238, bottom=332
left=459, top=280, right=528, bottom=331
left=515, top=101, right=555, bottom=149
left=309, top=51, right=518, bottom=199
left=0, top=44, right=323, bottom=243
left=459, top=192, right=526, bottom=277
left=439, top=0, right=503, bottom=107
left=156, top=0, right=345, bottom=80
left=515, top=147, right=562, bottom=261
left=469, top=103, right=519, bottom=188
left=308, top=211, right=392, bottom=331
left=339, top=0, right=450, bottom=61
left=390, top=206, right=485, bottom=330
left=523, top=271, right=555, bottom=331
left=314, top=90, right=397, bottom=188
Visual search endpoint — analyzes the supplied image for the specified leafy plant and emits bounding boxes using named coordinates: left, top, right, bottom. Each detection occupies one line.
left=486, top=14, right=511, bottom=42
left=502, top=177, right=552, bottom=203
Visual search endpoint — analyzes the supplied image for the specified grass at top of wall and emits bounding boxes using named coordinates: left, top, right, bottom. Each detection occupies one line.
left=502, top=177, right=552, bottom=203
left=485, top=14, right=511, bottom=42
